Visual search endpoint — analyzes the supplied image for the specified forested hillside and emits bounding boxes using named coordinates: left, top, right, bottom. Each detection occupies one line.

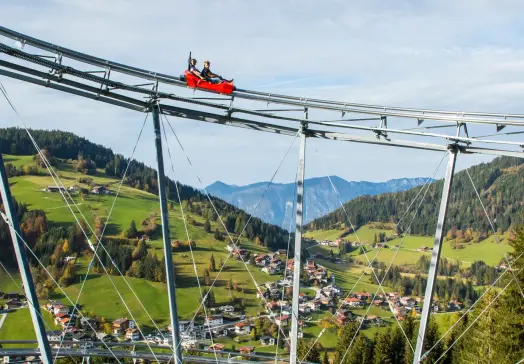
left=307, top=156, right=524, bottom=236
left=0, top=128, right=292, bottom=258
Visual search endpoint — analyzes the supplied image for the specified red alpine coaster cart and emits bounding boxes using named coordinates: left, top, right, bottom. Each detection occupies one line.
left=183, top=71, right=235, bottom=95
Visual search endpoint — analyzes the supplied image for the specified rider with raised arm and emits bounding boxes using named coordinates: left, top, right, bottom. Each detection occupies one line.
left=201, top=60, right=233, bottom=84
left=189, top=59, right=205, bottom=80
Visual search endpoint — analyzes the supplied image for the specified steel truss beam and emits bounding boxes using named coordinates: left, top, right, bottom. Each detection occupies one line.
left=1, top=25, right=524, bottom=128
left=0, top=64, right=522, bottom=159
left=0, top=52, right=523, bottom=152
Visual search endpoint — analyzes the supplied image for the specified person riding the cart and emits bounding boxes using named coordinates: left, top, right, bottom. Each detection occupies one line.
left=189, top=59, right=205, bottom=80
left=201, top=60, right=233, bottom=84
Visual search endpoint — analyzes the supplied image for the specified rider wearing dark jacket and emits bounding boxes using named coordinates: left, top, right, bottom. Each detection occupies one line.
left=201, top=60, right=233, bottom=83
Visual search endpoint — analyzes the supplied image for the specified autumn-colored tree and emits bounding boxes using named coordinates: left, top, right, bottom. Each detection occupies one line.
left=62, top=240, right=71, bottom=255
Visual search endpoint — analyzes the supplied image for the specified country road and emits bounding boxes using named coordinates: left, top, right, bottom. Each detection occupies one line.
left=0, top=313, right=6, bottom=331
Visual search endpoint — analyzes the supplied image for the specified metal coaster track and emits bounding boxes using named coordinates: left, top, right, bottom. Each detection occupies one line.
left=1, top=25, right=524, bottom=127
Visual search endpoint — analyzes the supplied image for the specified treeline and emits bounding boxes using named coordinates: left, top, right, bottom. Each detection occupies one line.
left=0, top=128, right=291, bottom=249
left=92, top=239, right=166, bottom=283
left=373, top=264, right=479, bottom=305
left=307, top=156, right=524, bottom=236
left=416, top=255, right=499, bottom=285
left=182, top=199, right=292, bottom=250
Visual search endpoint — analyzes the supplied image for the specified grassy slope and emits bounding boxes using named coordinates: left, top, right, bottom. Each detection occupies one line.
left=305, top=225, right=511, bottom=267
left=2, top=155, right=278, bottom=332
left=0, top=308, right=59, bottom=348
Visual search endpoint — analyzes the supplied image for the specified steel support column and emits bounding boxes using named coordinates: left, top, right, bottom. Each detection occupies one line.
left=151, top=103, right=182, bottom=363
left=290, top=119, right=307, bottom=364
left=0, top=153, right=52, bottom=364
left=413, top=146, right=458, bottom=364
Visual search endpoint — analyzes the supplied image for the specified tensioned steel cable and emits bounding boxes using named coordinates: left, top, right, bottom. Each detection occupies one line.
left=0, top=80, right=162, bottom=363
left=320, top=152, right=447, bottom=363
left=464, top=167, right=524, bottom=298
left=320, top=155, right=442, bottom=360
left=0, top=261, right=76, bottom=362
left=159, top=116, right=219, bottom=364
left=419, top=250, right=524, bottom=362
left=164, top=113, right=297, bottom=349
left=0, top=80, right=163, bottom=345
left=53, top=112, right=151, bottom=361
left=162, top=113, right=299, bottom=349
left=299, top=148, right=447, bottom=362
left=433, top=264, right=524, bottom=364
left=0, top=212, right=122, bottom=364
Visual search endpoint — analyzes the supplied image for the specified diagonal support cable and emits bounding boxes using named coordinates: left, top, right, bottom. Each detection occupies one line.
left=300, top=150, right=446, bottom=363
left=0, top=80, right=162, bottom=363
left=420, top=250, right=524, bottom=361
left=433, top=262, right=524, bottom=364
left=0, top=212, right=122, bottom=364
left=0, top=261, right=76, bottom=362
left=159, top=117, right=219, bottom=364
left=54, top=111, right=150, bottom=361
left=161, top=113, right=297, bottom=349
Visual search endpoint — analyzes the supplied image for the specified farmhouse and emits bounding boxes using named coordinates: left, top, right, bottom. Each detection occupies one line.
left=260, top=335, right=275, bottom=346
left=275, top=315, right=290, bottom=326
left=112, top=318, right=134, bottom=335
left=234, top=322, right=251, bottom=335
left=205, top=314, right=224, bottom=326
left=239, top=346, right=255, bottom=355
left=125, top=328, right=140, bottom=341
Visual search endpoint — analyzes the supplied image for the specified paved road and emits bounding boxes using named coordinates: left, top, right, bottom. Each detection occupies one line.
left=0, top=313, right=6, bottom=331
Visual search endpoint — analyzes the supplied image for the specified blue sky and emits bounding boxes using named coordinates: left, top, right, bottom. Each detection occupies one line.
left=0, top=0, right=523, bottom=187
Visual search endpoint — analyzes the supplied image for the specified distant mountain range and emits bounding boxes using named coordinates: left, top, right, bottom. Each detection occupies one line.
left=205, top=176, right=431, bottom=228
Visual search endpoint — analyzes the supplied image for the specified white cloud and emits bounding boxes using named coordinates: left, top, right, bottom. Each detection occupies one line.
left=0, top=0, right=523, bottom=186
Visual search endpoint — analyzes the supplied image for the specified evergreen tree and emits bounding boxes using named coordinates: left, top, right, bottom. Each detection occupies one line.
left=402, top=316, right=417, bottom=364
left=132, top=240, right=147, bottom=260
left=373, top=328, right=392, bottom=364
left=455, top=226, right=524, bottom=363
left=341, top=334, right=373, bottom=364
left=209, top=254, right=216, bottom=272
left=205, top=289, right=215, bottom=308
left=214, top=228, right=224, bottom=241
left=203, top=268, right=211, bottom=286
left=389, top=326, right=405, bottom=364
left=297, top=339, right=323, bottom=362
left=123, top=220, right=138, bottom=238
left=204, top=219, right=211, bottom=233
left=321, top=348, right=330, bottom=364
left=334, top=323, right=358, bottom=363
left=422, top=318, right=443, bottom=363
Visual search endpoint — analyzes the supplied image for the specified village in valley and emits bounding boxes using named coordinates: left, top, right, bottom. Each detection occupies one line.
left=1, top=233, right=468, bottom=357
